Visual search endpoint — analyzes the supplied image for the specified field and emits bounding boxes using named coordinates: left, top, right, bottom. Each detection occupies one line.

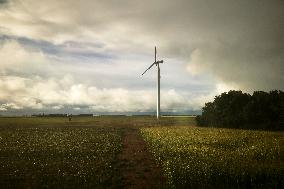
left=0, top=127, right=121, bottom=188
left=141, top=126, right=284, bottom=188
left=0, top=116, right=283, bottom=188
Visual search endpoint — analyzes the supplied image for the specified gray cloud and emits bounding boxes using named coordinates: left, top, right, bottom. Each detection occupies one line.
left=0, top=0, right=7, bottom=4
left=0, top=35, right=113, bottom=61
left=0, top=0, right=283, bottom=114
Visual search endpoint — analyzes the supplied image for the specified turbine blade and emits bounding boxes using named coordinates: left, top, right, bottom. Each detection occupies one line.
left=142, top=62, right=155, bottom=75
left=155, top=46, right=157, bottom=62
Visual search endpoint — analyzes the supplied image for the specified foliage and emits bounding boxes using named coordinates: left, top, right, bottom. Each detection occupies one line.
left=141, top=126, right=284, bottom=188
left=196, top=90, right=284, bottom=130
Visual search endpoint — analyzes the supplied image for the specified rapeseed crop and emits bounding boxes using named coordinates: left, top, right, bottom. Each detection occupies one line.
left=141, top=126, right=283, bottom=188
left=0, top=127, right=122, bottom=188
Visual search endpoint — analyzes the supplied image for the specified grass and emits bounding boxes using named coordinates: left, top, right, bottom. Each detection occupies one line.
left=141, top=126, right=284, bottom=188
left=0, top=116, right=195, bottom=128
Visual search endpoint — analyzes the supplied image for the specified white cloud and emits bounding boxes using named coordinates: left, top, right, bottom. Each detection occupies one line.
left=0, top=40, right=47, bottom=69
left=0, top=103, right=22, bottom=110
left=0, top=73, right=201, bottom=112
left=0, top=39, right=210, bottom=113
left=51, top=105, right=62, bottom=110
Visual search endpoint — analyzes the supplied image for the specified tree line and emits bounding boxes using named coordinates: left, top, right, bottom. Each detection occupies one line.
left=196, top=90, right=284, bottom=130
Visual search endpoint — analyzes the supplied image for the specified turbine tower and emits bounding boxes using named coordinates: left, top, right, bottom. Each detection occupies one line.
left=142, top=46, right=164, bottom=119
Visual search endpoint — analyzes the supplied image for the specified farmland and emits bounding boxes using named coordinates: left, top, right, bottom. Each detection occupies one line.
left=141, top=126, right=284, bottom=188
left=0, top=126, right=122, bottom=188
left=0, top=116, right=283, bottom=188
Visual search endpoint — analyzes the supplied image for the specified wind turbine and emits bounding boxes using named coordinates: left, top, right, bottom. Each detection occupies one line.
left=142, top=46, right=164, bottom=119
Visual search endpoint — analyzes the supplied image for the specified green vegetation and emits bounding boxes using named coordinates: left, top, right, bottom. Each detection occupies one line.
left=0, top=116, right=194, bottom=188
left=141, top=126, right=284, bottom=188
left=0, top=115, right=195, bottom=128
left=1, top=116, right=282, bottom=188
left=0, top=127, right=122, bottom=188
left=196, top=90, right=284, bottom=130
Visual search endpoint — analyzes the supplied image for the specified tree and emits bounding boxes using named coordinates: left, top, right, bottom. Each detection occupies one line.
left=196, top=90, right=283, bottom=130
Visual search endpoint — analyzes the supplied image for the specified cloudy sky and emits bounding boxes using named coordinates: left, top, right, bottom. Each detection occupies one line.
left=0, top=0, right=283, bottom=115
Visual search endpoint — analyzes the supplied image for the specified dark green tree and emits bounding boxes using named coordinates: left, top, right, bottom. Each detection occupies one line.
left=196, top=90, right=283, bottom=130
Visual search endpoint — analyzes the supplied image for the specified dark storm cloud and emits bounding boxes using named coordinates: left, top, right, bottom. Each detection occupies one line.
left=59, top=0, right=283, bottom=91
left=137, top=0, right=284, bottom=91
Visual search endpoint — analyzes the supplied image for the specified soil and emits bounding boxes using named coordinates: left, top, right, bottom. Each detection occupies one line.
left=114, top=128, right=166, bottom=189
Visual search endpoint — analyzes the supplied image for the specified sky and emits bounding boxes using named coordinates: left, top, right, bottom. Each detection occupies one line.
left=0, top=0, right=283, bottom=115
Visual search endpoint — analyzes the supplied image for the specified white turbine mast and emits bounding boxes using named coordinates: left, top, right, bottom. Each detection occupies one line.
left=142, top=46, right=164, bottom=119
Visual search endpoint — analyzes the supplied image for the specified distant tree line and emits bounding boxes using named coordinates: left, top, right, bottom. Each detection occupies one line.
left=32, top=114, right=68, bottom=117
left=32, top=114, right=94, bottom=117
left=196, top=90, right=284, bottom=130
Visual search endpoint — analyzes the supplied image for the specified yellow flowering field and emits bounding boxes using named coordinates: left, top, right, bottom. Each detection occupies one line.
left=141, top=126, right=284, bottom=188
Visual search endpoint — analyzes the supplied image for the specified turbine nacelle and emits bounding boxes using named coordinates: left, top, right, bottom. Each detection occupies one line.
left=156, top=60, right=163, bottom=64
left=141, top=60, right=164, bottom=75
left=142, top=46, right=164, bottom=76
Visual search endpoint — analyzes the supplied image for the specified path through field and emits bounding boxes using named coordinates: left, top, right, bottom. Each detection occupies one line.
left=115, top=128, right=166, bottom=189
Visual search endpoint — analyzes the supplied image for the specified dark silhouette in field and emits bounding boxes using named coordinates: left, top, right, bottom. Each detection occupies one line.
left=196, top=90, right=284, bottom=130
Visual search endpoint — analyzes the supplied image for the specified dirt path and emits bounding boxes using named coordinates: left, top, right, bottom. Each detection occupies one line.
left=115, top=128, right=166, bottom=189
